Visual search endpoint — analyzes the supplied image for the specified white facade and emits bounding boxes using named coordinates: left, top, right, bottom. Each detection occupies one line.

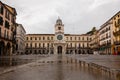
left=99, top=20, right=113, bottom=54
left=16, top=24, right=26, bottom=54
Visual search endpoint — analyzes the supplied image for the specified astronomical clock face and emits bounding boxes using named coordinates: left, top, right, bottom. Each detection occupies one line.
left=57, top=35, right=63, bottom=40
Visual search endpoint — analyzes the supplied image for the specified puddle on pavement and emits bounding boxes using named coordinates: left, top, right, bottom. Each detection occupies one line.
left=0, top=57, right=34, bottom=67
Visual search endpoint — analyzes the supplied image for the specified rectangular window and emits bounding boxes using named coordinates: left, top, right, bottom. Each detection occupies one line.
left=5, top=21, right=10, bottom=29
left=4, top=30, right=6, bottom=38
left=118, top=19, right=120, bottom=24
left=0, top=27, right=1, bottom=37
left=39, top=37, right=41, bottom=40
left=26, top=37, right=28, bottom=40
left=47, top=37, right=49, bottom=40
left=70, top=37, right=72, bottom=40
left=75, top=37, right=76, bottom=40
left=39, top=43, right=41, bottom=48
left=43, top=37, right=45, bottom=40
left=51, top=37, right=53, bottom=40
left=87, top=37, right=89, bottom=41
left=35, top=37, right=37, bottom=40
left=30, top=37, right=32, bottom=40
left=0, top=16, right=3, bottom=25
left=82, top=37, right=84, bottom=41
left=79, top=37, right=81, bottom=40
left=0, top=5, right=4, bottom=15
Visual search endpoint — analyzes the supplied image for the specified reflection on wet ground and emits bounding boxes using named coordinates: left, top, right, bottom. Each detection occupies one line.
left=0, top=55, right=47, bottom=67
left=0, top=55, right=113, bottom=80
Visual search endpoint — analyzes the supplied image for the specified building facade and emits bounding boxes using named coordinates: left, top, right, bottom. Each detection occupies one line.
left=99, top=20, right=113, bottom=54
left=16, top=24, right=26, bottom=54
left=0, top=1, right=17, bottom=56
left=25, top=18, right=92, bottom=54
left=112, top=11, right=120, bottom=55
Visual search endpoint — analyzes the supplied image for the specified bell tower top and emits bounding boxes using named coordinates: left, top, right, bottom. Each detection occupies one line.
left=56, top=17, right=63, bottom=25
left=55, top=17, right=64, bottom=34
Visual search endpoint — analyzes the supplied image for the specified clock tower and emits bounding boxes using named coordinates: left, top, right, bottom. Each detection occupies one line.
left=54, top=17, right=66, bottom=54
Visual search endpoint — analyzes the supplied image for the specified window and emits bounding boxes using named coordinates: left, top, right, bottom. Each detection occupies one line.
left=82, top=37, right=84, bottom=41
left=26, top=37, right=28, bottom=40
left=87, top=37, right=89, bottom=41
left=0, top=27, right=1, bottom=37
left=39, top=43, right=41, bottom=48
left=70, top=43, right=72, bottom=47
left=35, top=37, right=37, bottom=40
left=43, top=37, right=45, bottom=40
left=26, top=43, right=28, bottom=48
left=43, top=43, right=45, bottom=48
left=39, top=37, right=41, bottom=40
left=5, top=21, right=10, bottom=29
left=83, top=43, right=84, bottom=48
left=30, top=37, right=32, bottom=40
left=58, top=27, right=61, bottom=30
left=51, top=37, right=53, bottom=40
left=79, top=37, right=81, bottom=40
left=118, top=19, right=120, bottom=24
left=75, top=37, right=76, bottom=40
left=5, top=10, right=10, bottom=20
left=0, top=5, right=4, bottom=14
left=47, top=37, right=49, bottom=40
left=0, top=16, right=3, bottom=25
left=4, top=30, right=6, bottom=38
left=70, top=37, right=72, bottom=40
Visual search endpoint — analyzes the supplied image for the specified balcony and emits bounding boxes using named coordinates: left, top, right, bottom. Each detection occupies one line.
left=114, top=41, right=120, bottom=45
left=113, top=30, right=120, bottom=36
left=115, top=20, right=120, bottom=27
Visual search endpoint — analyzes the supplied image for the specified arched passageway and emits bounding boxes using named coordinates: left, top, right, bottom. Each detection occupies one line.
left=58, top=46, right=62, bottom=54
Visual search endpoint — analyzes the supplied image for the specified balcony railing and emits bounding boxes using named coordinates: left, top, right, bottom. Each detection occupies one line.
left=0, top=33, right=13, bottom=41
left=113, top=30, right=120, bottom=36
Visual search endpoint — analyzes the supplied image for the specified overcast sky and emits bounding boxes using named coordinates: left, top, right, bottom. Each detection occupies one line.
left=1, top=0, right=120, bottom=34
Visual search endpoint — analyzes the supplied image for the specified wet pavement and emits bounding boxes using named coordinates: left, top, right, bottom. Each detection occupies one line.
left=68, top=55, right=120, bottom=69
left=0, top=55, right=114, bottom=80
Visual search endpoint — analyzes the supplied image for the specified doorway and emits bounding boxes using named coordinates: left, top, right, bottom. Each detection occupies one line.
left=58, top=46, right=62, bottom=54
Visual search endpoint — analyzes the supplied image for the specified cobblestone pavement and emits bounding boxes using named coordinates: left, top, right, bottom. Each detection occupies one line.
left=0, top=55, right=113, bottom=80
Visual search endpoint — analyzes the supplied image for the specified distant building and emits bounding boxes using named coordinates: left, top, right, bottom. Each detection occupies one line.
left=16, top=24, right=26, bottom=54
left=89, top=30, right=99, bottom=54
left=25, top=18, right=92, bottom=54
left=0, top=1, right=17, bottom=56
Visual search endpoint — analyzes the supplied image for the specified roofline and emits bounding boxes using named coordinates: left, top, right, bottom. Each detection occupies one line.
left=0, top=1, right=17, bottom=15
left=99, top=11, right=120, bottom=30
left=26, top=34, right=90, bottom=36
left=17, top=23, right=26, bottom=33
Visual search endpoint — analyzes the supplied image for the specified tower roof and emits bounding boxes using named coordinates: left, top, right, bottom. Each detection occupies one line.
left=56, top=17, right=62, bottom=25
